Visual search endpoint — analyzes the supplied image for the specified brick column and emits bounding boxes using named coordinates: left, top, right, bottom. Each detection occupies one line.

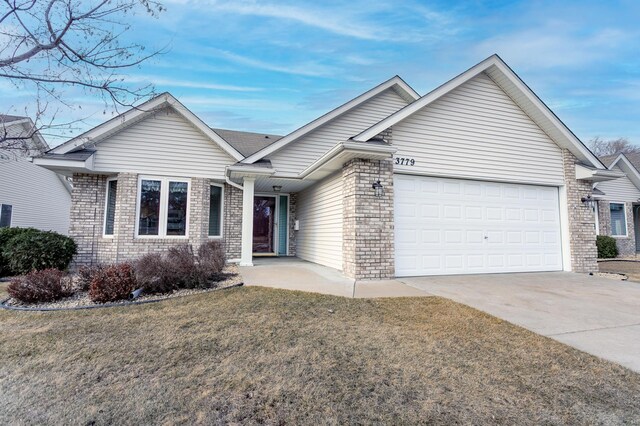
left=223, top=183, right=243, bottom=260
left=342, top=158, right=394, bottom=280
left=562, top=149, right=598, bottom=272
left=69, top=174, right=108, bottom=266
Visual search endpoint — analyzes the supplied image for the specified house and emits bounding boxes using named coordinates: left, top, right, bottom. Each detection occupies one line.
left=33, top=55, right=618, bottom=279
left=593, top=153, right=640, bottom=256
left=0, top=115, right=71, bottom=234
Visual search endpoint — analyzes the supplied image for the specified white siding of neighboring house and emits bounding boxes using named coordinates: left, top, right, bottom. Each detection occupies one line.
left=92, top=107, right=235, bottom=179
left=595, top=165, right=640, bottom=202
left=268, top=88, right=410, bottom=175
left=0, top=157, right=71, bottom=235
left=392, top=72, right=565, bottom=186
left=295, top=171, right=343, bottom=270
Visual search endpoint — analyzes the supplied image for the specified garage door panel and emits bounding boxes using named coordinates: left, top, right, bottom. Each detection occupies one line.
left=394, top=175, right=563, bottom=276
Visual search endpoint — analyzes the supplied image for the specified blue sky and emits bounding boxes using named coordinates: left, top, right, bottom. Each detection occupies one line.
left=4, top=0, right=640, bottom=147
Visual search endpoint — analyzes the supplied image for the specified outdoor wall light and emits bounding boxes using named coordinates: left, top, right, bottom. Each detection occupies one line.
left=581, top=195, right=597, bottom=209
left=272, top=185, right=282, bottom=192
left=372, top=180, right=384, bottom=197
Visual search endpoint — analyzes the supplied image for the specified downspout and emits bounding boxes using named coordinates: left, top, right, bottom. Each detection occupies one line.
left=225, top=166, right=244, bottom=191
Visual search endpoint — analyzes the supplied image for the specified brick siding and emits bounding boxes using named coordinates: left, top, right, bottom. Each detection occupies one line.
left=598, top=200, right=636, bottom=256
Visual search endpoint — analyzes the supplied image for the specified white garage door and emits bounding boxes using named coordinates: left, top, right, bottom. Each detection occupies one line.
left=394, top=175, right=563, bottom=277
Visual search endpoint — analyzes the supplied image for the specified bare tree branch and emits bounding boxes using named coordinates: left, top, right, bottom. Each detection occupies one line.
left=589, top=137, right=640, bottom=157
left=0, top=0, right=165, bottom=150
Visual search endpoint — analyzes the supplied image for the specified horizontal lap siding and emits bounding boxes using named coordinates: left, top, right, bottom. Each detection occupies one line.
left=392, top=73, right=565, bottom=185
left=269, top=88, right=409, bottom=175
left=92, top=108, right=234, bottom=179
left=0, top=158, right=71, bottom=234
left=295, top=172, right=343, bottom=270
left=596, top=166, right=640, bottom=201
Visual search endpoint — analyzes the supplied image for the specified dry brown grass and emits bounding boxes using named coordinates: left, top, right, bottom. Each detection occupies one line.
left=1, top=286, right=640, bottom=425
left=599, top=260, right=640, bottom=282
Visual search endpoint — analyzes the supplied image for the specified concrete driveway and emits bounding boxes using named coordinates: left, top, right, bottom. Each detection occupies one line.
left=401, top=272, right=640, bottom=373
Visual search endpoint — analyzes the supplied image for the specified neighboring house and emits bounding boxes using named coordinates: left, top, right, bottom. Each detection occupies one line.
left=34, top=55, right=619, bottom=279
left=0, top=115, right=71, bottom=234
left=594, top=153, right=640, bottom=256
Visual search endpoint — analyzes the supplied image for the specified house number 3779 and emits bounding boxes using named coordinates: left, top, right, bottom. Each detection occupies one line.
left=395, top=157, right=416, bottom=166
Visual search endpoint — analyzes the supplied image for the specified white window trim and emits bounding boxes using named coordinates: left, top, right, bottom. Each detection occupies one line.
left=609, top=201, right=628, bottom=238
left=0, top=203, right=12, bottom=228
left=135, top=175, right=191, bottom=239
left=208, top=183, right=224, bottom=239
left=102, top=177, right=117, bottom=238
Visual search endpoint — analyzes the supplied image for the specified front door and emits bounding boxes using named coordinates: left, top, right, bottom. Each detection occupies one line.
left=253, top=196, right=277, bottom=254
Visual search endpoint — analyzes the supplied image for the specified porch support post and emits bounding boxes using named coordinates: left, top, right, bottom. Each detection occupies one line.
left=240, top=177, right=255, bottom=266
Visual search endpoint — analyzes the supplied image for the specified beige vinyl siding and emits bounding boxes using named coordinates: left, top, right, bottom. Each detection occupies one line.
left=269, top=88, right=409, bottom=175
left=0, top=157, right=71, bottom=234
left=92, top=108, right=235, bottom=178
left=596, top=166, right=640, bottom=202
left=295, top=171, right=343, bottom=270
left=392, top=72, right=565, bottom=186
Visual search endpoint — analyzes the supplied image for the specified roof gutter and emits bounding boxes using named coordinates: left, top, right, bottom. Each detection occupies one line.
left=575, top=164, right=624, bottom=182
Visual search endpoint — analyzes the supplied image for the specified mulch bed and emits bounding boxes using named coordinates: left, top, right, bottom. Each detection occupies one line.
left=1, top=265, right=242, bottom=311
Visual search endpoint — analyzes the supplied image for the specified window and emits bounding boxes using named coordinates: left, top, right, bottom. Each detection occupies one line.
left=610, top=202, right=627, bottom=236
left=0, top=204, right=12, bottom=228
left=104, top=179, right=117, bottom=236
left=136, top=177, right=190, bottom=237
left=208, top=184, right=223, bottom=237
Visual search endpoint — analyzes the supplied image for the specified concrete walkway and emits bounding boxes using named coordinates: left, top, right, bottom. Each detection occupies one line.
left=240, top=257, right=426, bottom=299
left=401, top=272, right=640, bottom=373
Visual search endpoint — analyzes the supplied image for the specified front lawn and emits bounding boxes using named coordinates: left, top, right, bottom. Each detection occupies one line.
left=599, top=260, right=640, bottom=282
left=1, top=286, right=639, bottom=424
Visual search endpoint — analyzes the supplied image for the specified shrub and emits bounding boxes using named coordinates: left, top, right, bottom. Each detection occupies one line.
left=3, top=230, right=77, bottom=275
left=76, top=264, right=106, bottom=291
left=133, top=242, right=227, bottom=294
left=596, top=235, right=618, bottom=259
left=0, top=227, right=38, bottom=277
left=166, top=244, right=199, bottom=288
left=198, top=240, right=226, bottom=278
left=135, top=252, right=177, bottom=294
left=7, top=269, right=72, bottom=303
left=88, top=263, right=136, bottom=303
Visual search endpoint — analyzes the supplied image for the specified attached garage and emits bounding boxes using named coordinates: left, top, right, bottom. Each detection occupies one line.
left=394, top=174, right=563, bottom=277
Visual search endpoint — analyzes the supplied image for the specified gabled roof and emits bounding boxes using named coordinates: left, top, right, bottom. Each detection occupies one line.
left=601, top=153, right=640, bottom=190
left=241, top=75, right=420, bottom=164
left=212, top=128, right=282, bottom=157
left=49, top=93, right=244, bottom=161
left=0, top=114, right=28, bottom=124
left=352, top=54, right=604, bottom=169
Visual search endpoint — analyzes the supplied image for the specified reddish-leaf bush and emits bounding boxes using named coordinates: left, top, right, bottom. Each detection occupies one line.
left=7, top=269, right=72, bottom=303
left=77, top=264, right=105, bottom=291
left=166, top=244, right=198, bottom=288
left=88, top=263, right=136, bottom=303
left=198, top=240, right=226, bottom=278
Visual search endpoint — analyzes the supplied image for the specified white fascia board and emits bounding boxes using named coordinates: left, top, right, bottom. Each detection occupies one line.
left=353, top=54, right=604, bottom=170
left=32, top=156, right=94, bottom=172
left=49, top=93, right=244, bottom=161
left=299, top=141, right=397, bottom=179
left=575, top=164, right=624, bottom=182
left=608, top=154, right=640, bottom=189
left=241, top=76, right=419, bottom=164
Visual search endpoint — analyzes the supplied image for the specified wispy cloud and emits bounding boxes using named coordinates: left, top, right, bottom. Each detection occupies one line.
left=126, top=75, right=263, bottom=92
left=208, top=1, right=392, bottom=41
left=204, top=49, right=340, bottom=77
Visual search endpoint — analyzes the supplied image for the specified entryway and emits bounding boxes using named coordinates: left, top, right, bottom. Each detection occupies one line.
left=252, top=194, right=289, bottom=256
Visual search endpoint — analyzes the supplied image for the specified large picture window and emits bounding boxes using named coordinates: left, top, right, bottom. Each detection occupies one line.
left=136, top=177, right=190, bottom=237
left=610, top=202, right=627, bottom=236
left=104, top=179, right=117, bottom=236
left=208, top=184, right=223, bottom=237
